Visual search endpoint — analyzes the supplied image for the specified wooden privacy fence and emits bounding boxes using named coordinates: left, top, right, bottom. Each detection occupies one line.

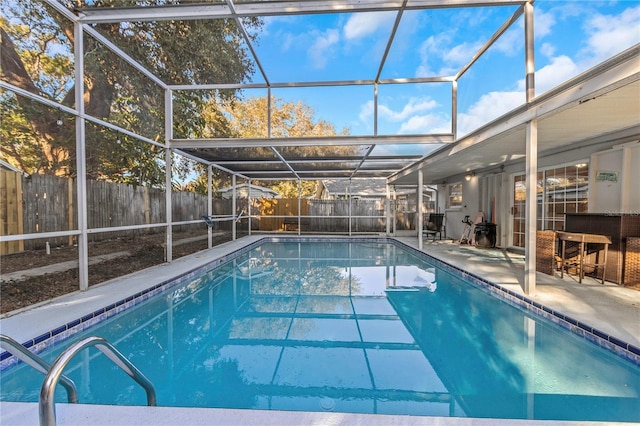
left=253, top=198, right=387, bottom=233
left=1, top=171, right=232, bottom=254
left=2, top=171, right=416, bottom=254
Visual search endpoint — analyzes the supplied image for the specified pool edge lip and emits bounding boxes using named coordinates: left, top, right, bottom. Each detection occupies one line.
left=2, top=401, right=599, bottom=426
left=1, top=235, right=639, bottom=368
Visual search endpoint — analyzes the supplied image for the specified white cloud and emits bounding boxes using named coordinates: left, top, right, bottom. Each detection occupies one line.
left=529, top=55, right=579, bottom=94
left=444, top=41, right=483, bottom=64
left=493, top=27, right=521, bottom=56
left=581, top=5, right=640, bottom=66
left=359, top=97, right=445, bottom=134
left=398, top=114, right=450, bottom=134
left=534, top=8, right=556, bottom=39
left=379, top=98, right=439, bottom=122
left=540, top=42, right=556, bottom=58
left=458, top=91, right=524, bottom=136
left=308, top=29, right=340, bottom=69
left=416, top=33, right=468, bottom=77
left=359, top=100, right=375, bottom=123
left=343, top=12, right=395, bottom=40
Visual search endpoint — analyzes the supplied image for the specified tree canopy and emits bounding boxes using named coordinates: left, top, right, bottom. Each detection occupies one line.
left=212, top=95, right=354, bottom=198
left=1, top=1, right=260, bottom=186
left=2, top=2, right=358, bottom=197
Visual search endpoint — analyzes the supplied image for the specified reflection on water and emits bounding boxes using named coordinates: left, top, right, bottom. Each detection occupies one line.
left=1, top=242, right=639, bottom=421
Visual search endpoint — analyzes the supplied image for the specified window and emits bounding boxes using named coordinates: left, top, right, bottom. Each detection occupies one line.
left=512, top=162, right=589, bottom=247
left=447, top=182, right=463, bottom=208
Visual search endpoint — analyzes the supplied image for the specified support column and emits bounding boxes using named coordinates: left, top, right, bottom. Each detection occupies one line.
left=74, top=21, right=89, bottom=291
left=386, top=184, right=391, bottom=236
left=248, top=178, right=252, bottom=236
left=297, top=179, right=301, bottom=236
left=207, top=164, right=212, bottom=248
left=523, top=1, right=536, bottom=295
left=348, top=180, right=352, bottom=236
left=392, top=187, right=397, bottom=235
left=165, top=89, right=173, bottom=262
left=418, top=170, right=424, bottom=250
left=524, top=120, right=538, bottom=295
left=232, top=174, right=237, bottom=240
left=451, top=80, right=458, bottom=140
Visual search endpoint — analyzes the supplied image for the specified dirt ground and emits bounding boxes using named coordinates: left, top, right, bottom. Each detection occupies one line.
left=0, top=230, right=236, bottom=315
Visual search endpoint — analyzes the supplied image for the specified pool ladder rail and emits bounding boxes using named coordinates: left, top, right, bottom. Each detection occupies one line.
left=0, top=335, right=78, bottom=403
left=0, top=334, right=157, bottom=426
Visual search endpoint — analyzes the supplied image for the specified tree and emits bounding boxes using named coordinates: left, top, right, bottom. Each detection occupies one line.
left=1, top=1, right=261, bottom=186
left=205, top=95, right=354, bottom=198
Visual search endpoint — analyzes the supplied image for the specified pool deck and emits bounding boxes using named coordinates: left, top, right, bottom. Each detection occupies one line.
left=1, top=234, right=639, bottom=425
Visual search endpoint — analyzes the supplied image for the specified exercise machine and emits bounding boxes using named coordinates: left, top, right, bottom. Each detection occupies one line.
left=459, top=215, right=474, bottom=244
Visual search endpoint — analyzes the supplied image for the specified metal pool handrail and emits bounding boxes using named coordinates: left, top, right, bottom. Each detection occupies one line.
left=0, top=334, right=78, bottom=403
left=39, top=336, right=157, bottom=426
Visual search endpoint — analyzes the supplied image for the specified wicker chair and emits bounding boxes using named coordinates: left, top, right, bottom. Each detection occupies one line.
left=536, top=230, right=557, bottom=275
left=624, top=237, right=640, bottom=287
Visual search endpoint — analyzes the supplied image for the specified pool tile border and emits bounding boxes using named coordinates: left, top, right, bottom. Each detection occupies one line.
left=2, top=236, right=638, bottom=368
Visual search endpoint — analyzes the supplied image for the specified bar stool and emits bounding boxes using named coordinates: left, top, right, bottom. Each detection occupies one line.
left=557, top=231, right=585, bottom=282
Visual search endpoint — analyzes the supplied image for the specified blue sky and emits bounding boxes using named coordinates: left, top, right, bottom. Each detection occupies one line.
left=239, top=0, right=640, bottom=155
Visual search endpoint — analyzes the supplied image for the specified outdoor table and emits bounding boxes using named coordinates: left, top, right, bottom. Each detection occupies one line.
left=557, top=231, right=612, bottom=284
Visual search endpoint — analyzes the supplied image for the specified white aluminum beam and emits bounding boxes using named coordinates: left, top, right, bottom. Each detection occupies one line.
left=523, top=0, right=536, bottom=296
left=172, top=149, right=250, bottom=179
left=226, top=0, right=270, bottom=86
left=454, top=3, right=525, bottom=80
left=74, top=21, right=89, bottom=292
left=43, top=0, right=79, bottom=22
left=375, top=0, right=408, bottom=82
left=418, top=169, right=424, bottom=249
left=0, top=81, right=165, bottom=148
left=271, top=147, right=301, bottom=180
left=167, top=76, right=452, bottom=91
left=165, top=89, right=173, bottom=262
left=76, top=1, right=527, bottom=23
left=170, top=134, right=454, bottom=149
left=210, top=156, right=420, bottom=165
left=208, top=165, right=213, bottom=248
left=83, top=26, right=168, bottom=89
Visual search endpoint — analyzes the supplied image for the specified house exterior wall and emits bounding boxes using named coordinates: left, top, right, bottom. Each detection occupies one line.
left=590, top=141, right=640, bottom=214
left=434, top=138, right=639, bottom=248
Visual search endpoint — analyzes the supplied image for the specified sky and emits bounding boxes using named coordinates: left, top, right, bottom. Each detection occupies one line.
left=5, top=0, right=639, bottom=160
left=239, top=0, right=640, bottom=156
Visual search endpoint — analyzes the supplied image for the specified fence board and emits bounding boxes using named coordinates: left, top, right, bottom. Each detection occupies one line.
left=0, top=171, right=24, bottom=254
left=2, top=171, right=409, bottom=253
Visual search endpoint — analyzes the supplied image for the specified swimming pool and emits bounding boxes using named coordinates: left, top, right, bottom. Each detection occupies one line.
left=1, top=239, right=639, bottom=422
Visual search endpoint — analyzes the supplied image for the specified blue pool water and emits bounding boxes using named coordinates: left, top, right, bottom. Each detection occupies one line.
left=2, top=241, right=639, bottom=421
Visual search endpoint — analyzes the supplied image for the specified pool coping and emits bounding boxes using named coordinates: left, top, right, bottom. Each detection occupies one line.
left=2, top=235, right=639, bottom=368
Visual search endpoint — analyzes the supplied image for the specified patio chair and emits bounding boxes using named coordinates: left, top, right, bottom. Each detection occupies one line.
left=424, top=213, right=445, bottom=241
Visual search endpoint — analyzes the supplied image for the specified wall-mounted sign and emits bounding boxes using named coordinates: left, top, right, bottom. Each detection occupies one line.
left=595, top=170, right=619, bottom=182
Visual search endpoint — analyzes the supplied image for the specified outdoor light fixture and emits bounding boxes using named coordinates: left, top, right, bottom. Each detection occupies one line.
left=464, top=171, right=475, bottom=181
left=575, top=163, right=587, bottom=168
left=56, top=109, right=63, bottom=126
left=116, top=131, right=121, bottom=144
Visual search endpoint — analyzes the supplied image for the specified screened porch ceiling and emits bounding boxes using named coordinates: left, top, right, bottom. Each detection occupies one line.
left=65, top=0, right=639, bottom=183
